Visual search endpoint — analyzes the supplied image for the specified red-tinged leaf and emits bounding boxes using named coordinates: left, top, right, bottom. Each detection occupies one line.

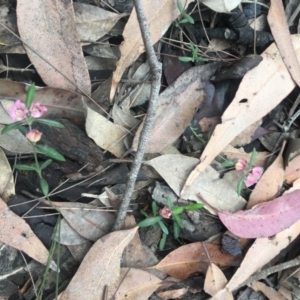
left=0, top=197, right=53, bottom=268
left=149, top=242, right=241, bottom=279
left=218, top=190, right=300, bottom=238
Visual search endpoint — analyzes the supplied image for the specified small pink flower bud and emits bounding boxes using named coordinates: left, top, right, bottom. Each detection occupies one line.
left=26, top=129, right=42, bottom=143
left=244, top=166, right=263, bottom=187
left=160, top=207, right=172, bottom=219
left=8, top=99, right=28, bottom=121
left=235, top=159, right=247, bottom=171
left=30, top=102, right=47, bottom=118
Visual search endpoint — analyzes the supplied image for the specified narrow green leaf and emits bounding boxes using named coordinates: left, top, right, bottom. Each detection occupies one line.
left=195, top=56, right=209, bottom=62
left=173, top=214, right=184, bottom=228
left=25, top=83, right=36, bottom=109
left=237, top=177, right=244, bottom=196
left=172, top=206, right=184, bottom=215
left=184, top=13, right=194, bottom=24
left=249, top=148, right=257, bottom=167
left=179, top=56, right=193, bottom=62
left=138, top=216, right=162, bottom=227
left=177, top=0, right=184, bottom=13
left=40, top=159, right=53, bottom=170
left=1, top=121, right=24, bottom=135
left=221, top=160, right=235, bottom=168
left=35, top=144, right=65, bottom=161
left=35, top=119, right=65, bottom=128
left=152, top=201, right=157, bottom=216
left=159, top=232, right=167, bottom=250
left=182, top=203, right=204, bottom=210
left=158, top=220, right=169, bottom=235
left=173, top=222, right=180, bottom=239
left=179, top=19, right=189, bottom=24
left=40, top=178, right=49, bottom=196
left=15, top=164, right=36, bottom=171
left=167, top=196, right=173, bottom=208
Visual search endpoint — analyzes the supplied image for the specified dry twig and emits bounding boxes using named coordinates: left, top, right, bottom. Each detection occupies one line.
left=112, top=0, right=162, bottom=230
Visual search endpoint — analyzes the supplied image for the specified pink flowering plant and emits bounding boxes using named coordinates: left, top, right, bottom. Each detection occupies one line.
left=138, top=197, right=204, bottom=250
left=235, top=148, right=264, bottom=195
left=1, top=83, right=65, bottom=196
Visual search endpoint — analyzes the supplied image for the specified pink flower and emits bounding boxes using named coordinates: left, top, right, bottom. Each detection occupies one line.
left=252, top=166, right=263, bottom=179
left=30, top=102, right=47, bottom=118
left=244, top=166, right=263, bottom=187
left=8, top=99, right=28, bottom=121
left=235, top=158, right=247, bottom=171
left=160, top=207, right=172, bottom=219
left=26, top=129, right=42, bottom=143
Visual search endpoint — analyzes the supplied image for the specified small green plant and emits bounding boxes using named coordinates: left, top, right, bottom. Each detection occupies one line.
left=176, top=0, right=194, bottom=25
left=235, top=148, right=264, bottom=196
left=189, top=123, right=234, bottom=168
left=1, top=83, right=65, bottom=196
left=138, top=198, right=204, bottom=250
left=179, top=42, right=208, bottom=63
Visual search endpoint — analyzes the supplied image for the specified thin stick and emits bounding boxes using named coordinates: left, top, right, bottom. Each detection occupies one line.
left=112, top=0, right=162, bottom=230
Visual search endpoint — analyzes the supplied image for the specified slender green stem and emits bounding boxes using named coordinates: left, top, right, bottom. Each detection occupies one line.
left=32, top=143, right=42, bottom=178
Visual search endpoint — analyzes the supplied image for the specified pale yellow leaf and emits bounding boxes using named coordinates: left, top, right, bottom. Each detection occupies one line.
left=204, top=263, right=228, bottom=296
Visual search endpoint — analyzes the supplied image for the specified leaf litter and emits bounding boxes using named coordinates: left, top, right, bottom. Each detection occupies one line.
left=2, top=0, right=300, bottom=299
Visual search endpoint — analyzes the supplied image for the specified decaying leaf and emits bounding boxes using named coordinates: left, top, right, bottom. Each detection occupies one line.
left=0, top=198, right=53, bottom=269
left=285, top=155, right=300, bottom=184
left=202, top=0, right=241, bottom=13
left=60, top=227, right=138, bottom=300
left=145, top=154, right=246, bottom=213
left=110, top=0, right=193, bottom=100
left=218, top=190, right=300, bottom=238
left=112, top=268, right=162, bottom=300
left=250, top=281, right=287, bottom=300
left=204, top=263, right=228, bottom=296
left=85, top=106, right=128, bottom=157
left=150, top=242, right=240, bottom=279
left=268, top=0, right=300, bottom=87
left=0, top=148, right=14, bottom=202
left=74, top=2, right=127, bottom=43
left=17, top=0, right=91, bottom=95
left=181, top=35, right=300, bottom=196
left=132, top=63, right=222, bottom=153
left=43, top=201, right=115, bottom=242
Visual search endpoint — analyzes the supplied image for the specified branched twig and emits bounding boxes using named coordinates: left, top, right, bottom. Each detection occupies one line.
left=112, top=0, right=162, bottom=231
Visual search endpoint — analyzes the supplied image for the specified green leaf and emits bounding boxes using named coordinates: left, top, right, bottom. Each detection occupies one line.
left=173, top=214, right=184, bottom=228
left=167, top=196, right=173, bottom=208
left=177, top=0, right=184, bottom=13
left=1, top=121, right=24, bottom=135
left=237, top=177, right=244, bottom=196
left=159, top=232, right=167, bottom=250
left=179, top=19, right=189, bottom=24
left=158, top=220, right=169, bottom=235
left=25, top=83, right=36, bottom=109
left=183, top=13, right=194, bottom=24
left=35, top=144, right=66, bottom=161
left=35, top=119, right=65, bottom=128
left=40, top=159, right=53, bottom=170
left=138, top=216, right=162, bottom=227
left=195, top=56, right=209, bottom=62
left=152, top=201, right=157, bottom=216
left=171, top=206, right=184, bottom=215
left=221, top=160, right=235, bottom=168
left=182, top=203, right=204, bottom=210
left=249, top=148, right=257, bottom=167
left=40, top=178, right=49, bottom=196
left=173, top=222, right=181, bottom=239
left=15, top=164, right=37, bottom=171
left=179, top=56, right=193, bottom=62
